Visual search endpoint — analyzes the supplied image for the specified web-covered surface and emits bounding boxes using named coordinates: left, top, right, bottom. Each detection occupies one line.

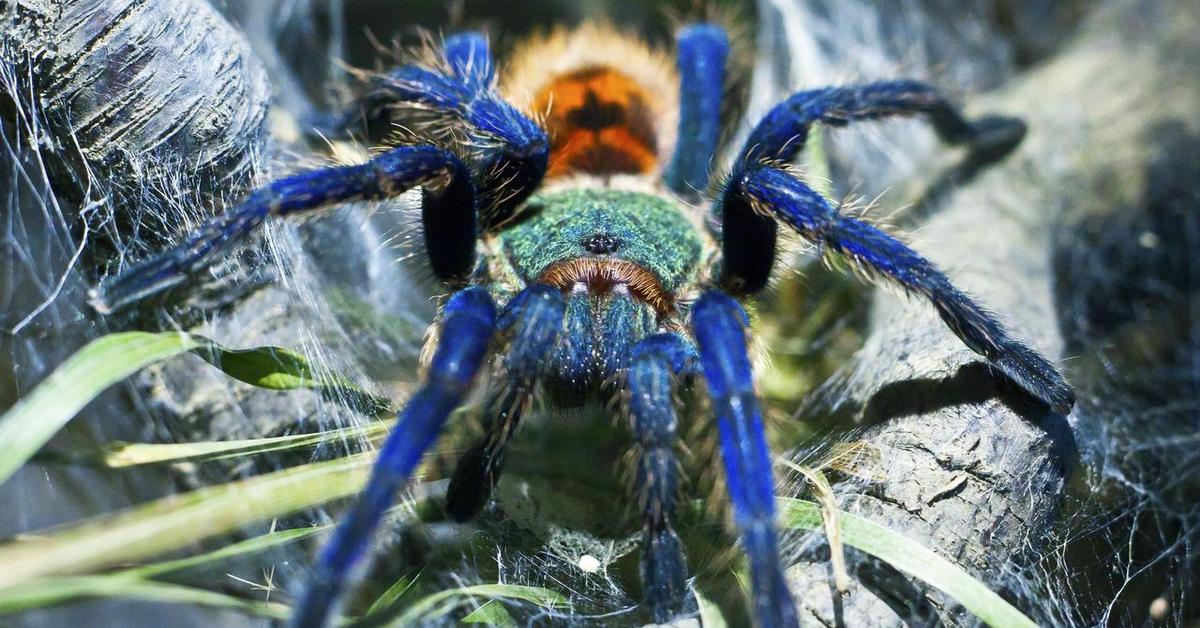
left=0, top=0, right=1196, bottom=626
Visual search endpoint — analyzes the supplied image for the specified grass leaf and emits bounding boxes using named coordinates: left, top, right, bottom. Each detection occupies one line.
left=0, top=331, right=393, bottom=486
left=0, top=575, right=289, bottom=619
left=364, top=572, right=421, bottom=617
left=124, top=527, right=324, bottom=579
left=0, top=455, right=373, bottom=591
left=694, top=589, right=728, bottom=628
left=103, top=420, right=393, bottom=468
left=385, top=584, right=567, bottom=627
left=0, top=332, right=200, bottom=486
left=780, top=497, right=1037, bottom=628
left=461, top=600, right=518, bottom=626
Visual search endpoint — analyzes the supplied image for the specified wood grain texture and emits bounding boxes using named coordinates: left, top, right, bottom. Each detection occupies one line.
left=785, top=1, right=1199, bottom=624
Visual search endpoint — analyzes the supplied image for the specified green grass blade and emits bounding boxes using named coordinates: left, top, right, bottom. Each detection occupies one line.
left=0, top=332, right=200, bottom=487
left=780, top=498, right=1037, bottom=628
left=0, top=454, right=373, bottom=591
left=364, top=572, right=421, bottom=617
left=103, top=420, right=393, bottom=468
left=461, top=600, right=517, bottom=626
left=0, top=329, right=393, bottom=484
left=694, top=589, right=728, bottom=628
left=124, top=527, right=324, bottom=579
left=385, top=584, right=568, bottom=627
left=0, top=576, right=290, bottom=619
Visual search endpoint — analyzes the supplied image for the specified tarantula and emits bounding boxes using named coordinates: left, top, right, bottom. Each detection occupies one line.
left=92, top=21, right=1074, bottom=628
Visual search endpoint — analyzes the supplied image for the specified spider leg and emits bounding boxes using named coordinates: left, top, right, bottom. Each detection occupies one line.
left=371, top=32, right=548, bottom=227
left=550, top=289, right=600, bottom=403
left=446, top=285, right=567, bottom=521
left=740, top=80, right=1026, bottom=166
left=626, top=333, right=699, bottom=623
left=291, top=286, right=497, bottom=628
left=666, top=23, right=729, bottom=198
left=91, top=145, right=474, bottom=312
left=691, top=292, right=799, bottom=628
left=724, top=164, right=1075, bottom=414
left=443, top=32, right=494, bottom=87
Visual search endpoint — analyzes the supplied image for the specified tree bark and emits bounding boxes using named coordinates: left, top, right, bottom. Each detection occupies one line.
left=786, top=1, right=1200, bottom=624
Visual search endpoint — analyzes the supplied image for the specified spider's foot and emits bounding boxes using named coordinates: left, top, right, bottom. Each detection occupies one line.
left=966, top=114, right=1027, bottom=164
left=642, top=529, right=688, bottom=624
left=992, top=341, right=1076, bottom=415
left=445, top=443, right=495, bottom=522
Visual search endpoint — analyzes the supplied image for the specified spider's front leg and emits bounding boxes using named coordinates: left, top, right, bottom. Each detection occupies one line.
left=624, top=333, right=699, bottom=622
left=692, top=293, right=800, bottom=628
left=445, top=285, right=567, bottom=521
left=721, top=163, right=1075, bottom=414
left=91, top=145, right=475, bottom=312
left=293, top=286, right=496, bottom=628
left=293, top=285, right=566, bottom=628
left=666, top=24, right=729, bottom=198
left=362, top=31, right=548, bottom=227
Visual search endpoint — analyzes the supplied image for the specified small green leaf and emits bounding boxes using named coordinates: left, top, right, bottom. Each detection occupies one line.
left=780, top=497, right=1037, bottom=628
left=192, top=338, right=392, bottom=415
left=0, top=332, right=200, bottom=486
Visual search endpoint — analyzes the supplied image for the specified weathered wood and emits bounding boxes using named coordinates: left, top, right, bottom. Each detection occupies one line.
left=2, top=0, right=270, bottom=226
left=785, top=1, right=1200, bottom=624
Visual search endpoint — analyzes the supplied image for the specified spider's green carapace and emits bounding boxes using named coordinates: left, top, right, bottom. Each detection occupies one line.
left=496, top=188, right=704, bottom=304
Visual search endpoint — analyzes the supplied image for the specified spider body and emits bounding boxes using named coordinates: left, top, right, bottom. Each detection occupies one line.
left=490, top=187, right=704, bottom=400
left=92, top=20, right=1074, bottom=628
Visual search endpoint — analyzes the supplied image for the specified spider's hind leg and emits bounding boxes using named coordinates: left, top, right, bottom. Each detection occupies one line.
left=445, top=285, right=567, bottom=521
left=740, top=80, right=1026, bottom=166
left=721, top=164, right=1074, bottom=414
left=625, top=333, right=699, bottom=623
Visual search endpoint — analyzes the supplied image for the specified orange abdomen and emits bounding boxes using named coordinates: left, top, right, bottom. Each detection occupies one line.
left=534, top=66, right=661, bottom=178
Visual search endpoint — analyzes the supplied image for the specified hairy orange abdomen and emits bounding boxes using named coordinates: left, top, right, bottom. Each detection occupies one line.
left=535, top=67, right=659, bottom=177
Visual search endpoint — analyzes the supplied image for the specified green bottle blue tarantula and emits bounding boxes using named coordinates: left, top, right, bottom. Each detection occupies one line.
left=92, top=20, right=1074, bottom=628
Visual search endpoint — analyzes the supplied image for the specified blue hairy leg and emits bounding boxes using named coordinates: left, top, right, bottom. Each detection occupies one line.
left=598, top=288, right=658, bottom=383
left=666, top=23, right=729, bottom=197
left=691, top=292, right=799, bottom=628
left=445, top=285, right=567, bottom=521
left=371, top=32, right=548, bottom=226
left=625, top=333, right=699, bottom=622
left=727, top=164, right=1075, bottom=414
left=291, top=287, right=497, bottom=628
left=740, top=80, right=1027, bottom=165
left=547, top=289, right=598, bottom=404
left=724, top=81, right=1027, bottom=294
left=442, top=32, right=493, bottom=87
left=92, top=146, right=475, bottom=313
